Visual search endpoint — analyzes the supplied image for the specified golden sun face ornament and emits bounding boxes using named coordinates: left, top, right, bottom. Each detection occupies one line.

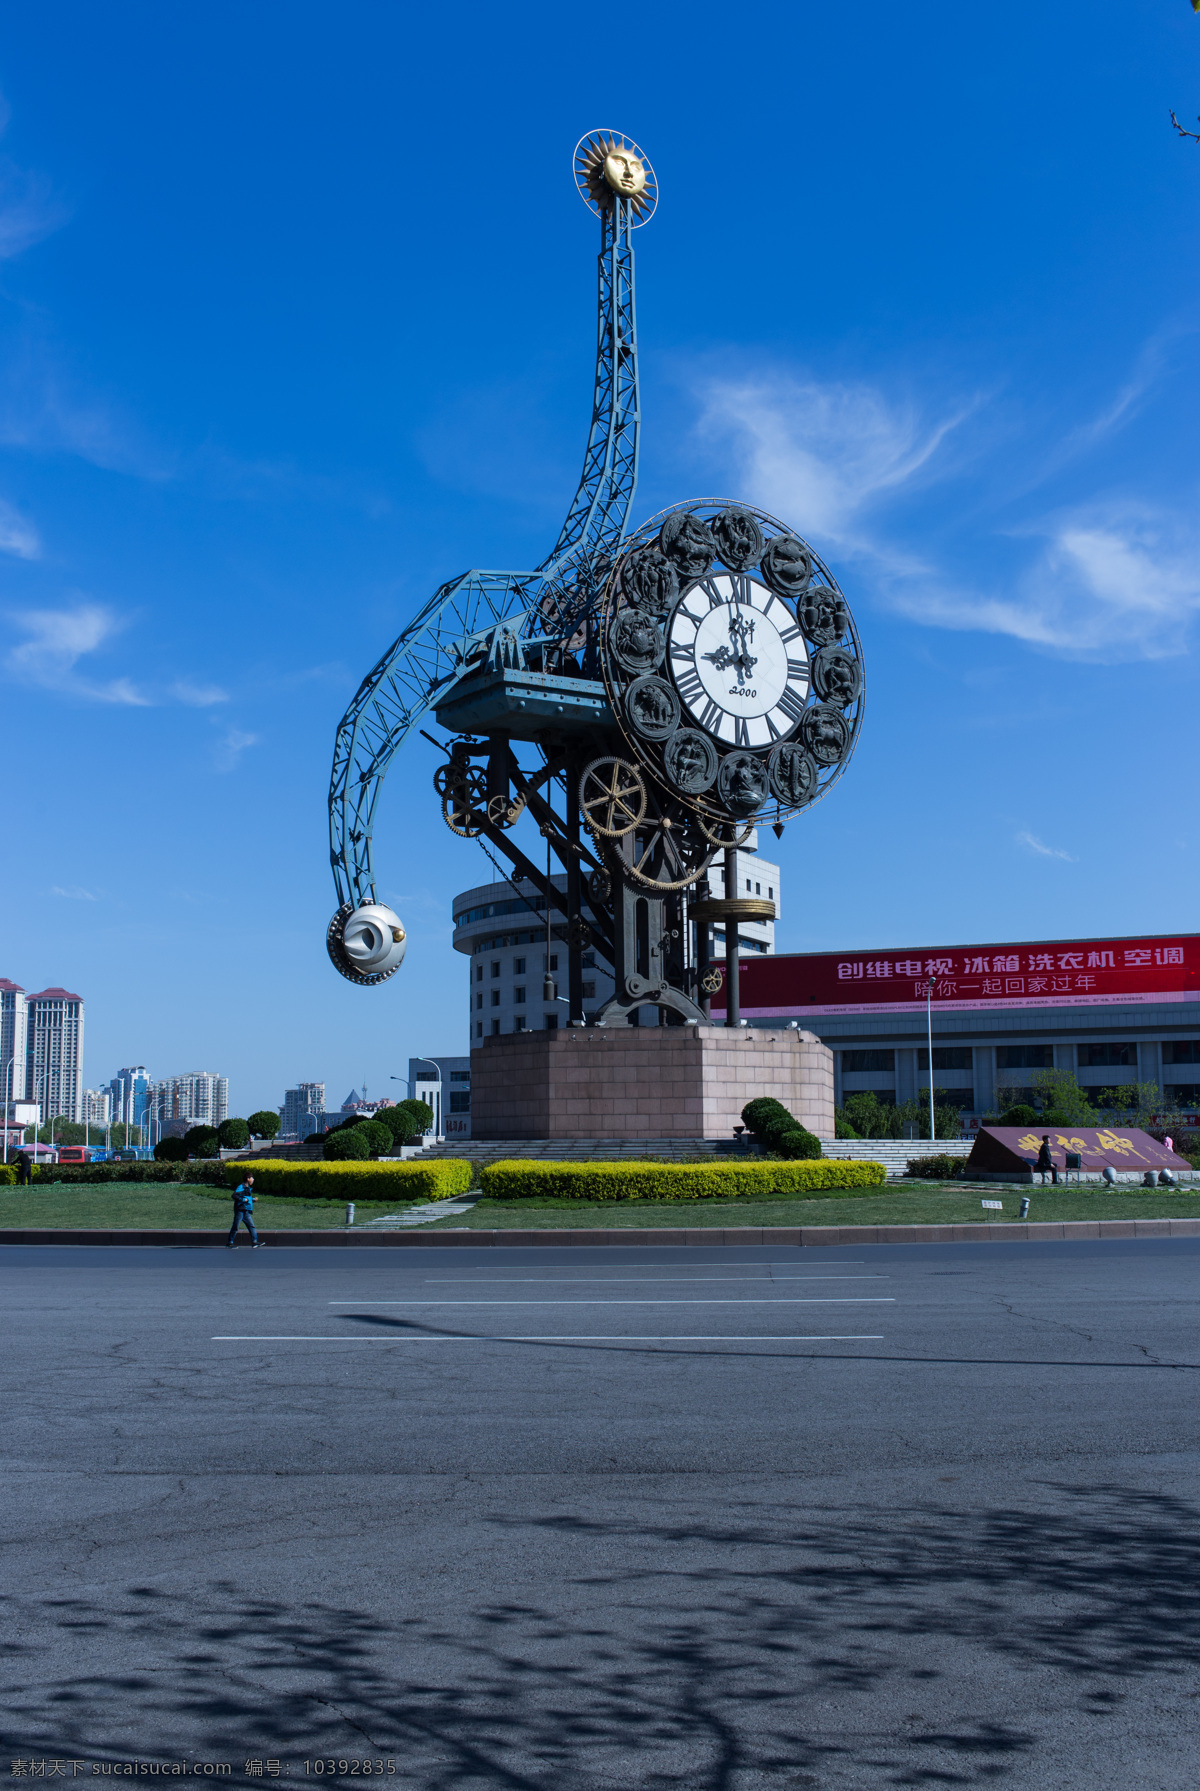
left=574, top=130, right=657, bottom=225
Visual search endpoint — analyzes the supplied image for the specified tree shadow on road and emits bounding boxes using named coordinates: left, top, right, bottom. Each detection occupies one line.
left=4, top=1483, right=1198, bottom=1787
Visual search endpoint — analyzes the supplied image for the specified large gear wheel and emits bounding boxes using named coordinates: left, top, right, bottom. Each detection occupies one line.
left=580, top=756, right=647, bottom=837
left=441, top=764, right=487, bottom=837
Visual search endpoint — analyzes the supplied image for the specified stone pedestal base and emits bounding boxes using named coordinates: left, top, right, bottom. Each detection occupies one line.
left=469, top=1025, right=834, bottom=1142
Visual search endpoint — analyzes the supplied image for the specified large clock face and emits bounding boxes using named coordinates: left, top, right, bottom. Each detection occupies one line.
left=666, top=572, right=809, bottom=748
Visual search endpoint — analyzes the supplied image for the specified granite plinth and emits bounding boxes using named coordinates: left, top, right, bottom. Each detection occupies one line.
left=469, top=1024, right=834, bottom=1142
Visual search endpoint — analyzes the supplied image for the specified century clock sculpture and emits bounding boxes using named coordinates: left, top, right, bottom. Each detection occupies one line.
left=325, top=132, right=864, bottom=1027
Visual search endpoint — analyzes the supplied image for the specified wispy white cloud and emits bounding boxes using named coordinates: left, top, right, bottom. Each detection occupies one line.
left=0, top=91, right=67, bottom=263
left=1016, top=831, right=1077, bottom=863
left=50, top=884, right=98, bottom=901
left=0, top=497, right=39, bottom=559
left=694, top=373, right=975, bottom=551
left=2, top=601, right=152, bottom=704
left=171, top=679, right=228, bottom=707
left=890, top=504, right=1200, bottom=660
left=213, top=725, right=259, bottom=771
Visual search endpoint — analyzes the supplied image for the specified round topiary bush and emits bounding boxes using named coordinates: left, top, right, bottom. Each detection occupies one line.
left=358, top=1119, right=393, bottom=1156
left=183, top=1126, right=220, bottom=1158
left=1000, top=1104, right=1039, bottom=1125
left=324, top=1128, right=371, bottom=1161
left=777, top=1127, right=822, bottom=1160
left=378, top=1106, right=418, bottom=1146
left=399, top=1098, right=435, bottom=1132
left=217, top=1117, right=250, bottom=1150
left=154, top=1136, right=188, bottom=1162
left=742, top=1098, right=792, bottom=1139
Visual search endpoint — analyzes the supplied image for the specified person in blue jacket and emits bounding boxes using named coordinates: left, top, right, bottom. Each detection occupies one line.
left=228, top=1173, right=262, bottom=1248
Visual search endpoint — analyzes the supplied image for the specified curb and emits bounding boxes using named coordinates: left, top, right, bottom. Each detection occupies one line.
left=2, top=1220, right=1200, bottom=1248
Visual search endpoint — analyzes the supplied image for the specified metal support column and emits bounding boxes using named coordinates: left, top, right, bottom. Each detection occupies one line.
left=724, top=847, right=740, bottom=1028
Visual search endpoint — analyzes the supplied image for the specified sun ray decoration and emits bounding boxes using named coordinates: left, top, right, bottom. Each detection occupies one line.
left=573, top=130, right=658, bottom=225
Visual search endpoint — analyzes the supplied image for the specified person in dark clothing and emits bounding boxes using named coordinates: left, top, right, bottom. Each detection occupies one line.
left=15, top=1151, right=32, bottom=1186
left=1035, top=1137, right=1058, bottom=1185
left=228, top=1173, right=262, bottom=1248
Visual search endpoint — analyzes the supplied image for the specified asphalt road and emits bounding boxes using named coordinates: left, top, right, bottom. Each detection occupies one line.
left=3, top=1237, right=1200, bottom=1789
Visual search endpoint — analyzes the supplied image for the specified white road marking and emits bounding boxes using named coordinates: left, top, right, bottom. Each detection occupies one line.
left=325, top=1298, right=895, bottom=1306
left=212, top=1335, right=886, bottom=1343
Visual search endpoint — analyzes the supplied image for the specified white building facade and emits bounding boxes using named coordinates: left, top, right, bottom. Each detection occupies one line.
left=1, top=979, right=28, bottom=1105
left=150, top=1071, right=228, bottom=1130
left=282, top=1082, right=326, bottom=1139
left=452, top=838, right=781, bottom=1043
left=25, top=988, right=84, bottom=1124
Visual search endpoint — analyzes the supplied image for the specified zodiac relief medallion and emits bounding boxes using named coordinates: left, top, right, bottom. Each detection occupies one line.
left=609, top=609, right=664, bottom=677
left=811, top=646, right=861, bottom=706
left=768, top=742, right=818, bottom=807
left=717, top=751, right=770, bottom=816
left=800, top=703, right=850, bottom=766
left=625, top=675, right=680, bottom=740
left=799, top=585, right=849, bottom=645
left=663, top=728, right=718, bottom=795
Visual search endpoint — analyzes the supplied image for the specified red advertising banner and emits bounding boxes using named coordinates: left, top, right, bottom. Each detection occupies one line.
left=710, top=933, right=1200, bottom=1019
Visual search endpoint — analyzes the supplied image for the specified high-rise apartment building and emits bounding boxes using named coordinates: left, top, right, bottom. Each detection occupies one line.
left=149, top=1071, right=228, bottom=1129
left=26, top=988, right=84, bottom=1124
left=109, top=1066, right=152, bottom=1128
left=82, top=1088, right=112, bottom=1126
left=282, top=1082, right=325, bottom=1138
left=1, top=979, right=28, bottom=1105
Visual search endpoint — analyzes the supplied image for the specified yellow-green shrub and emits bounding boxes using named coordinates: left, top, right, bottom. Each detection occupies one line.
left=222, top=1160, right=472, bottom=1201
left=478, top=1159, right=887, bottom=1202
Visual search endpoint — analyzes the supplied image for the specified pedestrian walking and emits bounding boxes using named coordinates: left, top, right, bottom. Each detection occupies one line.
left=228, top=1173, right=262, bottom=1248
left=1034, top=1135, right=1058, bottom=1186
left=15, top=1150, right=32, bottom=1187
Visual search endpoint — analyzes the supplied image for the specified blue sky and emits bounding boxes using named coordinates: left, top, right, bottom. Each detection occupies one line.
left=0, top=1, right=1197, bottom=1117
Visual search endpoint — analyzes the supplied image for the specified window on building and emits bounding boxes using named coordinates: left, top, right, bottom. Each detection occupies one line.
left=996, top=1045, right=1054, bottom=1070
left=543, top=954, right=558, bottom=971
left=475, top=965, right=483, bottom=982
left=450, top=1070, right=470, bottom=1083
left=755, top=882, right=761, bottom=894
left=544, top=1013, right=558, bottom=1030
left=745, top=878, right=751, bottom=891
left=514, top=957, right=526, bottom=975
left=491, top=1020, right=500, bottom=1036
left=1078, top=1043, right=1136, bottom=1067
left=768, top=887, right=774, bottom=899
left=582, top=981, right=596, bottom=999
left=475, top=993, right=483, bottom=1011
left=1164, top=1083, right=1200, bottom=1105
left=582, top=952, right=596, bottom=968
left=514, top=1016, right=526, bottom=1032
left=490, top=990, right=500, bottom=1007
left=475, top=1022, right=483, bottom=1039
left=1163, top=1042, right=1200, bottom=1065
left=449, top=1091, right=470, bottom=1113
left=842, top=1050, right=894, bottom=1073
left=490, top=961, right=500, bottom=978
left=918, top=1047, right=973, bottom=1071
left=514, top=987, right=526, bottom=1005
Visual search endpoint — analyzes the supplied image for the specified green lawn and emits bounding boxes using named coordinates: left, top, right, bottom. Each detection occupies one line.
left=3, top=1181, right=1200, bottom=1232
left=0, top=1185, right=410, bottom=1230
left=427, top=1184, right=1200, bottom=1229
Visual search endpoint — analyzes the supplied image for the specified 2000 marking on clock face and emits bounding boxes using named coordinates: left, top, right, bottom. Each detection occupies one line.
left=666, top=572, right=810, bottom=747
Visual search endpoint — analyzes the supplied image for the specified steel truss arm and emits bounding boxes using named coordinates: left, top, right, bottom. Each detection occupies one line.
left=328, top=197, right=641, bottom=916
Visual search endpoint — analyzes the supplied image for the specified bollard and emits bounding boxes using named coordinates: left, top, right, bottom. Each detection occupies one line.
left=1020, top=1196, right=1030, bottom=1218
left=346, top=1201, right=355, bottom=1226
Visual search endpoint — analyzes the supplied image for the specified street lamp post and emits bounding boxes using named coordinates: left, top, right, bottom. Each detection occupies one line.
left=926, top=975, right=937, bottom=1144
left=392, top=1057, right=444, bottom=1139
left=2, top=1057, right=13, bottom=1165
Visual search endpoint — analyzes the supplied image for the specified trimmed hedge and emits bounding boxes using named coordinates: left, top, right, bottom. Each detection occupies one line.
left=905, top=1153, right=967, bottom=1180
left=478, top=1159, right=886, bottom=1202
left=222, top=1160, right=472, bottom=1201
left=741, top=1098, right=822, bottom=1160
left=324, top=1128, right=371, bottom=1161
left=13, top=1160, right=228, bottom=1186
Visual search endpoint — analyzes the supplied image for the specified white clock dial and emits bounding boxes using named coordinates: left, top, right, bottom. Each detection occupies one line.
left=666, top=572, right=810, bottom=748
